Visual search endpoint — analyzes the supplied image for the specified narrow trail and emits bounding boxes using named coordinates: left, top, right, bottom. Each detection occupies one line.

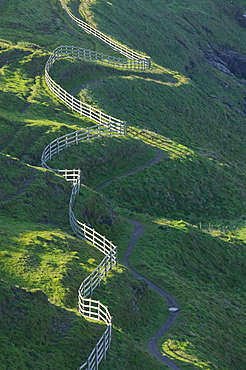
left=1, top=168, right=37, bottom=203
left=94, top=146, right=163, bottom=192
left=44, top=1, right=181, bottom=368
left=125, top=219, right=180, bottom=370
left=95, top=148, right=181, bottom=369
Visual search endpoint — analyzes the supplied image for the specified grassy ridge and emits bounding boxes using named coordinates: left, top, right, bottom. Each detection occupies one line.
left=0, top=280, right=104, bottom=370
left=121, top=212, right=246, bottom=369
left=0, top=1, right=171, bottom=368
left=0, top=0, right=246, bottom=369
left=72, top=0, right=246, bottom=368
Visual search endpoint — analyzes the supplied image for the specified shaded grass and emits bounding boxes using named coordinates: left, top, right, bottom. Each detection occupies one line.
left=117, top=210, right=246, bottom=369
left=49, top=135, right=157, bottom=188
left=89, top=0, right=246, bottom=71
left=81, top=68, right=246, bottom=170
left=0, top=279, right=105, bottom=370
left=0, top=154, right=71, bottom=226
left=98, top=143, right=246, bottom=223
left=0, top=213, right=168, bottom=370
left=1, top=0, right=246, bottom=369
left=93, top=266, right=170, bottom=369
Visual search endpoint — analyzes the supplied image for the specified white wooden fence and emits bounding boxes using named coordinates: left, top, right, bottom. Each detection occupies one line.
left=59, top=0, right=151, bottom=70
left=45, top=47, right=127, bottom=128
left=41, top=124, right=125, bottom=168
left=42, top=1, right=151, bottom=369
left=42, top=131, right=118, bottom=370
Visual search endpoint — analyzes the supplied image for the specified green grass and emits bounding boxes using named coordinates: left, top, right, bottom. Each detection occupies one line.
left=0, top=280, right=105, bottom=370
left=117, top=211, right=246, bottom=369
left=0, top=213, right=167, bottom=370
left=99, top=147, right=246, bottom=222
left=49, top=135, right=157, bottom=188
left=1, top=0, right=246, bottom=369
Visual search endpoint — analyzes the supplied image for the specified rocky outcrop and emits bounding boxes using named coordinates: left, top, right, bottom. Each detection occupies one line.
left=201, top=46, right=246, bottom=79
left=237, top=12, right=246, bottom=28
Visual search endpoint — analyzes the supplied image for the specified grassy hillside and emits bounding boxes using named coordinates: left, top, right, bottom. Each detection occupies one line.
left=1, top=0, right=246, bottom=369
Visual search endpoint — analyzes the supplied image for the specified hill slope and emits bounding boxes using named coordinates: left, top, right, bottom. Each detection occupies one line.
left=0, top=0, right=246, bottom=369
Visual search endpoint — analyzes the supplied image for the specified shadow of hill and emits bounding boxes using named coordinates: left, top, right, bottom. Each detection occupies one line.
left=0, top=279, right=104, bottom=369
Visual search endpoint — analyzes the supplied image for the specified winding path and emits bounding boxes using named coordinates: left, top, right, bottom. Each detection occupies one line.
left=1, top=168, right=37, bottom=203
left=94, top=147, right=163, bottom=192
left=125, top=219, right=180, bottom=370
left=42, top=1, right=180, bottom=369
left=95, top=149, right=181, bottom=369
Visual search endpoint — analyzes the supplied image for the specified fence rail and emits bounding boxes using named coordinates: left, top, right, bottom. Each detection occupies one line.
left=42, top=147, right=117, bottom=370
left=42, top=1, right=151, bottom=369
left=60, top=0, right=151, bottom=69
left=41, top=123, right=125, bottom=169
left=45, top=49, right=127, bottom=128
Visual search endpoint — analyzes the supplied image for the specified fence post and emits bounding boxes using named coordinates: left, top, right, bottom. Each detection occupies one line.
left=103, top=331, right=107, bottom=359
left=111, top=247, right=115, bottom=270
left=109, top=324, right=112, bottom=349
left=90, top=274, right=93, bottom=296
left=42, top=6, right=152, bottom=369
left=106, top=254, right=109, bottom=276
left=95, top=344, right=98, bottom=370
left=98, top=265, right=101, bottom=287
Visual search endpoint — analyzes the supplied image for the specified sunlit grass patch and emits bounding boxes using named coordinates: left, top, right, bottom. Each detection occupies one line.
left=196, top=218, right=246, bottom=244
left=161, top=339, right=212, bottom=369
left=154, top=218, right=189, bottom=232
left=128, top=126, right=195, bottom=160
left=0, top=67, right=33, bottom=97
left=1, top=0, right=246, bottom=368
left=0, top=215, right=105, bottom=306
left=118, top=63, right=190, bottom=87
left=0, top=279, right=106, bottom=370
left=136, top=63, right=191, bottom=87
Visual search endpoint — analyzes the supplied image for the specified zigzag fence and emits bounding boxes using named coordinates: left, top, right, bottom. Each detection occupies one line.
left=60, top=0, right=151, bottom=69
left=42, top=1, right=151, bottom=369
